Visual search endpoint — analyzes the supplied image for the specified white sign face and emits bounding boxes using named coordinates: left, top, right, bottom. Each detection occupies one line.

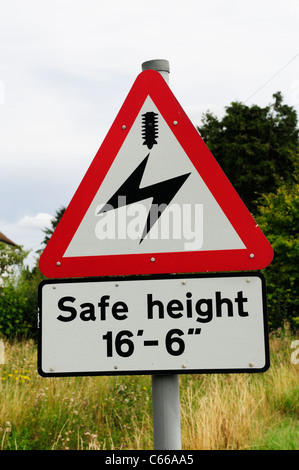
left=63, top=97, right=245, bottom=258
left=38, top=273, right=269, bottom=376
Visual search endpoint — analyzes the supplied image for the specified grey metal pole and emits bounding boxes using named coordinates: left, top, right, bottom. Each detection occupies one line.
left=141, top=59, right=182, bottom=451
left=152, top=374, right=182, bottom=450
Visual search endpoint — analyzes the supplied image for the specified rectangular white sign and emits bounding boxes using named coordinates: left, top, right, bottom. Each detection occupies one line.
left=38, top=273, right=269, bottom=376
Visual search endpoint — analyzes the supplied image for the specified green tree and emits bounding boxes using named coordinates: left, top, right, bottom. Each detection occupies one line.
left=0, top=209, right=67, bottom=340
left=0, top=244, right=32, bottom=338
left=0, top=280, right=31, bottom=338
left=198, top=92, right=298, bottom=212
left=40, top=206, right=65, bottom=248
left=256, top=181, right=299, bottom=330
left=0, top=242, right=29, bottom=277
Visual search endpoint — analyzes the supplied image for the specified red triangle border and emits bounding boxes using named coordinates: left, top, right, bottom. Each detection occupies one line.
left=39, top=70, right=273, bottom=278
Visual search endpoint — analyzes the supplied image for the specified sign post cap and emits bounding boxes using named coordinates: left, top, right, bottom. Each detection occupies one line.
left=142, top=59, right=170, bottom=73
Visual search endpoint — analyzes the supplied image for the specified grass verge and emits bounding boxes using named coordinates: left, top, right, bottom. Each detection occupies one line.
left=0, top=327, right=298, bottom=450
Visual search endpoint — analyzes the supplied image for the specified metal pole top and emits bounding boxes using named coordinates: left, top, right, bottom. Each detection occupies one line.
left=142, top=59, right=170, bottom=84
left=141, top=59, right=170, bottom=73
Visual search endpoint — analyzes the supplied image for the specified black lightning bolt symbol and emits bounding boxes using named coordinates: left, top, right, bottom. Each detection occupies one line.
left=98, top=154, right=191, bottom=243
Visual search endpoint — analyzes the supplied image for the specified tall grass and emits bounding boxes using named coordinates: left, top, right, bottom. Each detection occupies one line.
left=180, top=328, right=298, bottom=450
left=0, top=327, right=298, bottom=450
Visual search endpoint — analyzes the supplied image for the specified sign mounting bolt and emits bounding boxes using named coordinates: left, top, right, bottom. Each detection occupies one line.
left=249, top=253, right=254, bottom=259
left=122, top=125, right=126, bottom=130
left=151, top=257, right=155, bottom=262
left=173, top=120, right=178, bottom=125
left=56, top=261, right=61, bottom=266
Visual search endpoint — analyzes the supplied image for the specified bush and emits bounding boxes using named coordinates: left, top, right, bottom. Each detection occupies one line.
left=0, top=267, right=44, bottom=340
left=0, top=282, right=31, bottom=338
left=256, top=182, right=299, bottom=330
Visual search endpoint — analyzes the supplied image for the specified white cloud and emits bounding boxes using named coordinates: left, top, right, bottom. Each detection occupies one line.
left=18, top=213, right=54, bottom=230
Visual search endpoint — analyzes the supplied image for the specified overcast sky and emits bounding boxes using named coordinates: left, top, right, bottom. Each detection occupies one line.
left=0, top=0, right=298, bottom=268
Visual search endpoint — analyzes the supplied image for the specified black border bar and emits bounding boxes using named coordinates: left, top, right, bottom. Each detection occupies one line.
left=38, top=272, right=270, bottom=377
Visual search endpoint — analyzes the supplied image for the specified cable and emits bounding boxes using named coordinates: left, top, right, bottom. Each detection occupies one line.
left=244, top=52, right=299, bottom=103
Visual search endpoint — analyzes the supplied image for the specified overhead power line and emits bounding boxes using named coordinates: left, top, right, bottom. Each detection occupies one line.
left=244, top=52, right=299, bottom=103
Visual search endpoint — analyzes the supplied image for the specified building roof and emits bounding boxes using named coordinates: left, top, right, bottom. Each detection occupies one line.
left=0, top=231, right=18, bottom=247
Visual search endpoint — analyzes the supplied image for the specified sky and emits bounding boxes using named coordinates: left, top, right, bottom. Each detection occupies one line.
left=0, top=0, right=298, bottom=268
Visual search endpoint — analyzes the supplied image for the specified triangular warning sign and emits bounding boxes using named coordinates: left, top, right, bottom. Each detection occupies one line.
left=39, top=70, right=273, bottom=278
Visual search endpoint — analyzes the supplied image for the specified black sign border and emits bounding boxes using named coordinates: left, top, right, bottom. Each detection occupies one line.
left=38, top=271, right=270, bottom=377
